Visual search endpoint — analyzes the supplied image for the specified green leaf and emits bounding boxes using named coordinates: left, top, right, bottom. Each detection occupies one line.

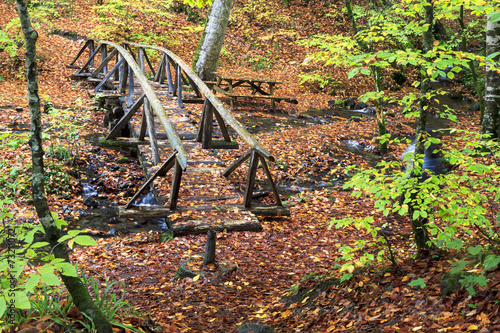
left=340, top=273, right=353, bottom=283
left=408, top=278, right=425, bottom=288
left=446, top=71, right=454, bottom=80
left=484, top=254, right=500, bottom=271
left=73, top=235, right=97, bottom=247
left=0, top=297, right=6, bottom=318
left=55, top=262, right=78, bottom=277
left=489, top=11, right=500, bottom=22
left=486, top=51, right=500, bottom=61
left=360, top=68, right=371, bottom=76
left=450, top=260, right=466, bottom=274
left=31, top=241, right=49, bottom=248
left=40, top=271, right=61, bottom=286
left=446, top=239, right=463, bottom=250
left=24, top=274, right=40, bottom=292
left=467, top=245, right=483, bottom=256
left=14, top=291, right=31, bottom=310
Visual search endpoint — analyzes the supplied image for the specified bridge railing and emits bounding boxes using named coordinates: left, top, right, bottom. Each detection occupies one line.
left=69, top=39, right=282, bottom=208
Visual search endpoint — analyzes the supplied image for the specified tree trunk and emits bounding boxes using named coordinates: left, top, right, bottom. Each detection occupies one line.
left=345, top=0, right=387, bottom=154
left=373, top=66, right=387, bottom=154
left=15, top=1, right=112, bottom=331
left=482, top=15, right=500, bottom=139
left=194, top=0, right=233, bottom=81
left=191, top=5, right=212, bottom=71
left=408, top=0, right=433, bottom=252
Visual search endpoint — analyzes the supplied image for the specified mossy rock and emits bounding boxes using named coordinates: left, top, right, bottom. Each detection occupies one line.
left=235, top=323, right=275, bottom=333
left=283, top=277, right=341, bottom=307
left=116, top=157, right=130, bottom=164
left=440, top=272, right=471, bottom=297
left=175, top=257, right=237, bottom=281
left=99, top=138, right=140, bottom=148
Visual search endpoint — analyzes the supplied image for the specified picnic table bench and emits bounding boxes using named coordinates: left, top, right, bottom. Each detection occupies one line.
left=210, top=72, right=287, bottom=111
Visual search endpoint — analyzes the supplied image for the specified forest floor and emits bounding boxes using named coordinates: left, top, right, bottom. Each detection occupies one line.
left=1, top=0, right=500, bottom=332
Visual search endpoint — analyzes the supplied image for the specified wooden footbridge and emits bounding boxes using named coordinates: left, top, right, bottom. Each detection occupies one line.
left=68, top=39, right=288, bottom=236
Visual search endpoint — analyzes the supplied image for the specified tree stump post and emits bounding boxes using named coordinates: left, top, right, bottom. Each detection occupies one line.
left=101, top=44, right=108, bottom=74
left=203, top=230, right=217, bottom=267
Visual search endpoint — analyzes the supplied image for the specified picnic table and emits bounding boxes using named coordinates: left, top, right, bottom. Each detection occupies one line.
left=211, top=72, right=287, bottom=111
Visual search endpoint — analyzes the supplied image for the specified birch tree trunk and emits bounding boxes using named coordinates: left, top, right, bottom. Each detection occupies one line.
left=481, top=15, right=500, bottom=139
left=408, top=0, right=433, bottom=252
left=194, top=0, right=233, bottom=81
left=16, top=0, right=112, bottom=331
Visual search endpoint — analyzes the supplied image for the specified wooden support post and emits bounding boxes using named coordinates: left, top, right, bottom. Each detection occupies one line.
left=169, top=160, right=183, bottom=210
left=159, top=55, right=166, bottom=85
left=165, top=55, right=174, bottom=93
left=89, top=40, right=95, bottom=67
left=124, top=44, right=137, bottom=61
left=270, top=83, right=276, bottom=111
left=115, top=52, right=123, bottom=81
left=203, top=230, right=217, bottom=267
left=223, top=150, right=253, bottom=178
left=76, top=44, right=102, bottom=75
left=202, top=100, right=213, bottom=149
left=101, top=44, right=108, bottom=74
left=144, top=98, right=161, bottom=165
left=227, top=79, right=235, bottom=109
left=138, top=48, right=145, bottom=73
left=177, top=65, right=184, bottom=109
left=154, top=54, right=165, bottom=83
left=125, top=153, right=177, bottom=209
left=173, top=62, right=178, bottom=96
left=142, top=49, right=156, bottom=78
left=120, top=61, right=129, bottom=94
left=106, top=94, right=145, bottom=140
left=196, top=101, right=207, bottom=143
left=258, top=155, right=282, bottom=206
left=69, top=40, right=90, bottom=66
left=91, top=48, right=117, bottom=78
left=94, top=57, right=124, bottom=92
left=244, top=150, right=260, bottom=207
left=186, top=75, right=202, bottom=98
left=213, top=108, right=231, bottom=142
left=127, top=65, right=134, bottom=107
left=138, top=104, right=148, bottom=141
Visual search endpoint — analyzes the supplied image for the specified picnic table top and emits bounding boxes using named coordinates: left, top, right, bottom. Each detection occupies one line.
left=213, top=72, right=282, bottom=85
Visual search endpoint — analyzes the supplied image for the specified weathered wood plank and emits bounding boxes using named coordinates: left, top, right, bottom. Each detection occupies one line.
left=119, top=204, right=289, bottom=218
left=172, top=220, right=261, bottom=236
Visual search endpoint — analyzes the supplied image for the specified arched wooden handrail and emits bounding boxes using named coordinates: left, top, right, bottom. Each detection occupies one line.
left=123, top=41, right=274, bottom=162
left=80, top=39, right=188, bottom=171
